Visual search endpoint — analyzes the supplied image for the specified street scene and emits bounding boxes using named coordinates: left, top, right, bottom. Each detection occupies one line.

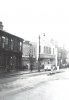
left=0, top=0, right=69, bottom=100
left=0, top=68, right=68, bottom=100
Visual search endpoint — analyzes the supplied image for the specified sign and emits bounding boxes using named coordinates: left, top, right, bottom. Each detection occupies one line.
left=40, top=54, right=55, bottom=59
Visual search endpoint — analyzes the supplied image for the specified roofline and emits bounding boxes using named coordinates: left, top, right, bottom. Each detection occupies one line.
left=0, top=30, right=24, bottom=41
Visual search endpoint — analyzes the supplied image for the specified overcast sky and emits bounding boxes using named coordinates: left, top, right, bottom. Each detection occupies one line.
left=0, top=0, right=69, bottom=48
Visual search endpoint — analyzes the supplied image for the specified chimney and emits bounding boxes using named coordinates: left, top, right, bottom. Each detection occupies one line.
left=0, top=22, right=3, bottom=30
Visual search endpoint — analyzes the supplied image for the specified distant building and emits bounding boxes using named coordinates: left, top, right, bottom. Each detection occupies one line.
left=66, top=52, right=69, bottom=64
left=0, top=30, right=23, bottom=72
left=30, top=42, right=37, bottom=69
left=37, top=34, right=57, bottom=68
left=22, top=41, right=31, bottom=70
left=57, top=47, right=67, bottom=68
left=22, top=41, right=37, bottom=70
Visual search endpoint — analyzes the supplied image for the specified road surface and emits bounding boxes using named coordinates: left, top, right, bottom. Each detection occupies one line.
left=0, top=68, right=69, bottom=100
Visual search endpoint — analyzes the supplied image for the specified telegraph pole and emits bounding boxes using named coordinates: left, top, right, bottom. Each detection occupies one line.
left=38, top=33, right=45, bottom=72
left=38, top=35, right=40, bottom=72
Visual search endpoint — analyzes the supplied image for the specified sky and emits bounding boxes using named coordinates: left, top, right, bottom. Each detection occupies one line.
left=0, top=0, right=69, bottom=49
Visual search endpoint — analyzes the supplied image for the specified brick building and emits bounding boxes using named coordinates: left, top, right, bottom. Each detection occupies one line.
left=22, top=41, right=31, bottom=70
left=22, top=41, right=37, bottom=70
left=0, top=30, right=23, bottom=72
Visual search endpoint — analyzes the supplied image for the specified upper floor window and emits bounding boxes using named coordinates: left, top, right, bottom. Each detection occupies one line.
left=11, top=39, right=13, bottom=50
left=2, top=36, right=5, bottom=48
left=48, top=47, right=51, bottom=54
left=20, top=42, right=22, bottom=52
left=44, top=46, right=45, bottom=53
left=46, top=47, right=48, bottom=53
left=44, top=46, right=48, bottom=54
left=53, top=48, right=54, bottom=54
left=44, top=46, right=51, bottom=54
left=5, top=37, right=8, bottom=45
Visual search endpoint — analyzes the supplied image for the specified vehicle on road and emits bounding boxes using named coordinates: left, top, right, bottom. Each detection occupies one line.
left=44, top=64, right=52, bottom=71
left=44, top=64, right=57, bottom=71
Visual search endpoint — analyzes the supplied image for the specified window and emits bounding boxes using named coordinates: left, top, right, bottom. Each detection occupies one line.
left=20, top=42, right=22, bottom=52
left=48, top=47, right=51, bottom=54
left=44, top=46, right=49, bottom=54
left=11, top=39, right=13, bottom=50
left=46, top=47, right=48, bottom=54
left=5, top=37, right=8, bottom=45
left=2, top=36, right=5, bottom=48
left=53, top=48, right=54, bottom=54
left=44, top=46, right=45, bottom=53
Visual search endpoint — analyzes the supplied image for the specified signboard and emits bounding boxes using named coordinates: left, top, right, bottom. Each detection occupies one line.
left=40, top=54, right=55, bottom=59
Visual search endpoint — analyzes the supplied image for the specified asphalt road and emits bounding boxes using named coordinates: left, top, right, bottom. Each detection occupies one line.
left=0, top=68, right=69, bottom=100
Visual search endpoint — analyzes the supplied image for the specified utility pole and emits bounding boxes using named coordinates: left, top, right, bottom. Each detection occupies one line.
left=38, top=33, right=45, bottom=72
left=38, top=35, right=40, bottom=72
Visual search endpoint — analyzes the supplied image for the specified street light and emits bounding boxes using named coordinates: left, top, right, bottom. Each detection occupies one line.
left=38, top=33, right=45, bottom=72
left=38, top=35, right=40, bottom=72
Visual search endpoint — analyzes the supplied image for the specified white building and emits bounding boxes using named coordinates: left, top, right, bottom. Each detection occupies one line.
left=37, top=34, right=57, bottom=67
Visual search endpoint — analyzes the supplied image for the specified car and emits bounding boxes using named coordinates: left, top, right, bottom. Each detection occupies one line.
left=44, top=64, right=51, bottom=71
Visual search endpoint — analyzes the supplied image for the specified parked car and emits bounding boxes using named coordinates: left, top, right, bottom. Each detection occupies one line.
left=44, top=64, right=51, bottom=71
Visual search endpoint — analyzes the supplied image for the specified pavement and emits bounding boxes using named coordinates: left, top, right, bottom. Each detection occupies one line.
left=0, top=69, right=44, bottom=78
left=8, top=69, right=64, bottom=77
left=0, top=68, right=64, bottom=78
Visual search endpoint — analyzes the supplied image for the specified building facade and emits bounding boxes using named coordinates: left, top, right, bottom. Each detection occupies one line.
left=22, top=41, right=37, bottom=70
left=0, top=30, right=23, bottom=72
left=22, top=41, right=31, bottom=70
left=57, top=47, right=67, bottom=68
left=30, top=42, right=37, bottom=69
left=37, top=34, right=57, bottom=68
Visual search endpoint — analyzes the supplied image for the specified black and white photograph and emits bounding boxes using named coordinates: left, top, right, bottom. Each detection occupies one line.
left=0, top=0, right=69, bottom=100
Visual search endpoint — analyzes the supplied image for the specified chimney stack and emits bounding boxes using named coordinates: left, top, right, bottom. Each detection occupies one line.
left=0, top=22, right=3, bottom=30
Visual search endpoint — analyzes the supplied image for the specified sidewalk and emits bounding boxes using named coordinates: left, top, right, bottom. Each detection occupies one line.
left=0, top=68, right=64, bottom=78
left=0, top=69, right=44, bottom=78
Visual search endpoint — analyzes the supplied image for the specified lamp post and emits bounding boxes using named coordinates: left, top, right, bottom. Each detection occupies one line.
left=38, top=33, right=45, bottom=72
left=38, top=35, right=40, bottom=72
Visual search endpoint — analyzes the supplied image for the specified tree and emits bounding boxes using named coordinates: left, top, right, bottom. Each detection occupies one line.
left=57, top=47, right=67, bottom=68
left=29, top=54, right=34, bottom=71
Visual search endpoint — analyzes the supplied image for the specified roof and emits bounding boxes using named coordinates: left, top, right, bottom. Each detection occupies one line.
left=0, top=30, right=24, bottom=41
